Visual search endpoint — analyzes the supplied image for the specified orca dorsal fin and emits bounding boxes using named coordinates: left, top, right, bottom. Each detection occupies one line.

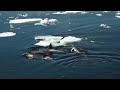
left=48, top=43, right=53, bottom=49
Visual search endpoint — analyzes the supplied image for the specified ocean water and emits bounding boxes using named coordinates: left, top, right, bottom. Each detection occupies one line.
left=0, top=11, right=120, bottom=79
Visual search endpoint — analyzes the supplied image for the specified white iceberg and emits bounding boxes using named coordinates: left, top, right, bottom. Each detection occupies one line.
left=0, top=32, right=16, bottom=37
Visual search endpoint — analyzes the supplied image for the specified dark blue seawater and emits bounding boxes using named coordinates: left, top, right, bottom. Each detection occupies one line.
left=0, top=11, right=120, bottom=79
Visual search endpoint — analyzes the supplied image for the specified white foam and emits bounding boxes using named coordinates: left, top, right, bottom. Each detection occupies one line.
left=96, top=14, right=102, bottom=16
left=0, top=32, right=16, bottom=37
left=53, top=11, right=88, bottom=14
left=9, top=18, right=42, bottom=24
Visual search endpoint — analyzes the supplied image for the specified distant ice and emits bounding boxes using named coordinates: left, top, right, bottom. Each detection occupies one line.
left=100, top=24, right=111, bottom=28
left=96, top=14, right=102, bottom=16
left=0, top=32, right=16, bottom=37
left=53, top=11, right=88, bottom=14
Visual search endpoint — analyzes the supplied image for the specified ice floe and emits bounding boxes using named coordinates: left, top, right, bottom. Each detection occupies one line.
left=9, top=18, right=58, bottom=26
left=9, top=18, right=42, bottom=24
left=0, top=32, right=16, bottom=37
left=34, top=35, right=82, bottom=47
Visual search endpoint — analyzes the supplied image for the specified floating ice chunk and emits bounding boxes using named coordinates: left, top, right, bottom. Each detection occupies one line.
left=34, top=18, right=58, bottom=26
left=9, top=18, right=42, bottom=24
left=0, top=32, right=16, bottom=37
left=100, top=24, right=111, bottom=28
left=96, top=14, right=102, bottom=16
